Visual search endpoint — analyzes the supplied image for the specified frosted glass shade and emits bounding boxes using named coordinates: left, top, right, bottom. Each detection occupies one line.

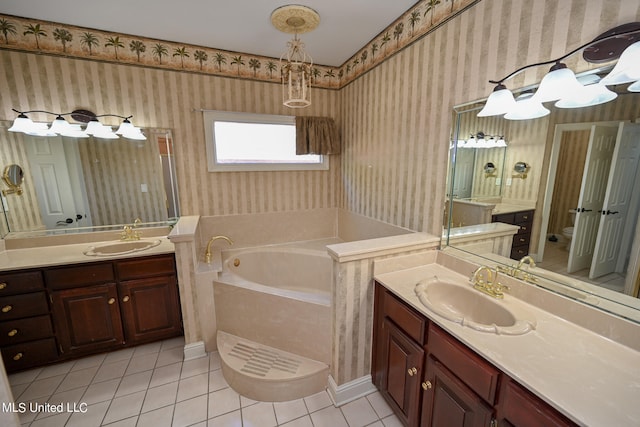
left=48, top=116, right=73, bottom=134
left=555, top=83, right=617, bottom=108
left=8, top=114, right=38, bottom=133
left=478, top=85, right=516, bottom=117
left=600, top=41, right=640, bottom=85
left=532, top=66, right=584, bottom=103
left=85, top=119, right=106, bottom=135
left=628, top=80, right=640, bottom=92
left=504, top=97, right=550, bottom=120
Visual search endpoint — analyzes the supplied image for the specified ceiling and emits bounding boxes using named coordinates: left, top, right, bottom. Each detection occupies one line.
left=0, top=0, right=419, bottom=67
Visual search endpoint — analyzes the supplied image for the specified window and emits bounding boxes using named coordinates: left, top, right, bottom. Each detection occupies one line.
left=204, top=111, right=328, bottom=172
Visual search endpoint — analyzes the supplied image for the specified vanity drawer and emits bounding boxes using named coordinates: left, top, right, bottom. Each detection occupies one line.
left=45, top=262, right=115, bottom=290
left=513, top=233, right=531, bottom=247
left=1, top=338, right=58, bottom=372
left=0, top=292, right=49, bottom=321
left=514, top=210, right=533, bottom=223
left=382, top=289, right=427, bottom=345
left=511, top=245, right=530, bottom=259
left=516, top=223, right=532, bottom=235
left=0, top=271, right=44, bottom=296
left=428, top=323, right=500, bottom=404
left=116, top=255, right=176, bottom=280
left=0, top=315, right=54, bottom=345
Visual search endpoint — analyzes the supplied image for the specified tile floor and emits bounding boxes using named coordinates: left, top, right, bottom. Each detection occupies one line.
left=7, top=336, right=400, bottom=427
left=540, top=239, right=625, bottom=292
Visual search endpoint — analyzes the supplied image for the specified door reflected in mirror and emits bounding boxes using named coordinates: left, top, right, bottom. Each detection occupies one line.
left=0, top=122, right=180, bottom=236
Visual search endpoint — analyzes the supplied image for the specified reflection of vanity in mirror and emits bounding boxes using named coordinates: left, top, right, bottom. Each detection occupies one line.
left=445, top=81, right=640, bottom=324
left=0, top=121, right=180, bottom=238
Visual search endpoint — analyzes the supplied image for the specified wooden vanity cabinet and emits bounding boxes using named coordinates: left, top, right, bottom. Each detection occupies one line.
left=373, top=283, right=428, bottom=427
left=47, top=255, right=182, bottom=357
left=0, top=253, right=182, bottom=372
left=372, top=281, right=577, bottom=427
left=116, top=256, right=182, bottom=344
left=0, top=270, right=58, bottom=371
left=492, top=210, right=534, bottom=260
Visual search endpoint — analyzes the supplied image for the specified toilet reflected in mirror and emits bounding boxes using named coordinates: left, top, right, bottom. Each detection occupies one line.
left=562, top=209, right=577, bottom=250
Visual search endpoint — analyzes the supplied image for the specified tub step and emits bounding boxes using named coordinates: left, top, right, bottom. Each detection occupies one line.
left=217, top=330, right=329, bottom=402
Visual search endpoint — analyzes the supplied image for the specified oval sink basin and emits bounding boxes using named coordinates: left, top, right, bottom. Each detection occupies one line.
left=415, top=276, right=536, bottom=335
left=84, top=239, right=162, bottom=256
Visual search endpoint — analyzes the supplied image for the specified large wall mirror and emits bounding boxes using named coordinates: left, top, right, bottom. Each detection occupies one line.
left=444, top=74, right=640, bottom=324
left=0, top=121, right=180, bottom=238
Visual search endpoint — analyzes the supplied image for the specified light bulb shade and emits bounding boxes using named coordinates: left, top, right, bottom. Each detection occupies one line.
left=60, top=124, right=89, bottom=138
left=628, top=80, right=640, bottom=92
left=555, top=83, right=618, bottom=108
left=495, top=138, right=507, bottom=147
left=85, top=119, right=106, bottom=135
left=600, top=41, right=640, bottom=86
left=477, top=85, right=516, bottom=117
left=48, top=116, right=73, bottom=134
left=504, top=98, right=550, bottom=120
left=8, top=114, right=38, bottom=133
left=123, top=128, right=147, bottom=140
left=115, top=119, right=134, bottom=135
left=92, top=126, right=119, bottom=139
left=532, top=64, right=584, bottom=103
left=466, top=136, right=477, bottom=148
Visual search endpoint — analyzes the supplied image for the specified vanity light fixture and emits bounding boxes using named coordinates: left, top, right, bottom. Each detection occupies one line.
left=8, top=109, right=146, bottom=140
left=480, top=22, right=640, bottom=119
left=462, top=132, right=508, bottom=148
left=271, top=5, right=320, bottom=108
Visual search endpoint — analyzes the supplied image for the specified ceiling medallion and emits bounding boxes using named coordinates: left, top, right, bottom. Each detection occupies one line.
left=271, top=5, right=320, bottom=34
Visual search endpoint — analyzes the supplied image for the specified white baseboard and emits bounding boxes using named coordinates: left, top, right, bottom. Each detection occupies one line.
left=328, top=374, right=377, bottom=407
left=183, top=341, right=207, bottom=361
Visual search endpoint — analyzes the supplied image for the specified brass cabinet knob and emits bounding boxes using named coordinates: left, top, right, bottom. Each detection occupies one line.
left=1, top=305, right=12, bottom=313
left=7, top=329, right=18, bottom=337
left=422, top=381, right=432, bottom=390
left=108, top=298, right=115, bottom=305
left=407, top=367, right=417, bottom=376
left=13, top=352, right=22, bottom=361
left=0, top=283, right=6, bottom=290
left=122, top=296, right=130, bottom=302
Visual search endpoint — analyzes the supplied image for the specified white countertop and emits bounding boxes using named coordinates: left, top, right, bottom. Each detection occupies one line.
left=375, top=263, right=640, bottom=427
left=0, top=237, right=175, bottom=271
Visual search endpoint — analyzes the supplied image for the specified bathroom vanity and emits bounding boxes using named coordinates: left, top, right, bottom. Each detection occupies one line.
left=0, top=238, right=181, bottom=373
left=491, top=209, right=534, bottom=260
left=372, top=258, right=640, bottom=427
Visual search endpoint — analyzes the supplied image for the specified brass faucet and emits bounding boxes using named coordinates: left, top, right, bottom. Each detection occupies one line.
left=204, top=235, right=233, bottom=263
left=121, top=218, right=143, bottom=241
left=470, top=265, right=508, bottom=299
left=497, top=255, right=538, bottom=283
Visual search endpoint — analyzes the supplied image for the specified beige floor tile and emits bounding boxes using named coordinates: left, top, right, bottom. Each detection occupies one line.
left=57, top=366, right=99, bottom=392
left=103, top=347, right=135, bottom=364
left=35, top=360, right=75, bottom=380
left=156, top=347, right=184, bottom=368
left=115, top=370, right=153, bottom=397
left=303, top=390, right=332, bottom=413
left=9, top=368, right=42, bottom=386
left=65, top=400, right=110, bottom=427
left=309, top=405, right=348, bottom=427
left=138, top=404, right=174, bottom=427
left=93, top=359, right=129, bottom=384
left=340, top=396, right=379, bottom=427
left=273, top=398, right=308, bottom=424
left=29, top=411, right=71, bottom=427
left=46, top=386, right=87, bottom=407
left=125, top=352, right=159, bottom=375
left=209, top=352, right=222, bottom=371
left=71, top=353, right=107, bottom=372
left=207, top=409, right=242, bottom=427
left=180, top=356, right=210, bottom=379
left=177, top=372, right=209, bottom=402
left=133, top=341, right=163, bottom=356
left=366, top=392, right=393, bottom=419
left=172, top=394, right=208, bottom=427
left=18, top=374, right=66, bottom=401
left=141, top=381, right=179, bottom=413
left=149, top=362, right=182, bottom=388
left=209, top=369, right=228, bottom=392
left=102, top=416, right=139, bottom=426
left=102, top=390, right=146, bottom=424
left=82, top=378, right=120, bottom=405
left=208, top=387, right=241, bottom=418
left=280, top=415, right=314, bottom=427
left=241, top=401, right=277, bottom=427
left=160, top=336, right=185, bottom=351
left=381, top=414, right=403, bottom=427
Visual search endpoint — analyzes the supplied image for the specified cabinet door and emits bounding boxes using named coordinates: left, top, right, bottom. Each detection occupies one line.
left=118, top=275, right=182, bottom=344
left=380, top=318, right=424, bottom=427
left=421, top=356, right=493, bottom=427
left=51, top=283, right=124, bottom=355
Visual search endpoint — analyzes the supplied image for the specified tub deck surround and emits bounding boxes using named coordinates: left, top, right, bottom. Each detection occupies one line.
left=373, top=255, right=640, bottom=427
left=326, top=232, right=441, bottom=263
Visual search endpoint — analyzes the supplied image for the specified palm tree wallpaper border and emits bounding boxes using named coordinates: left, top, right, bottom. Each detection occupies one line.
left=0, top=0, right=475, bottom=90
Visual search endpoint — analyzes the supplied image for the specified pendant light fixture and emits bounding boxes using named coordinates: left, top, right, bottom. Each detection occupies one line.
left=271, top=5, right=320, bottom=108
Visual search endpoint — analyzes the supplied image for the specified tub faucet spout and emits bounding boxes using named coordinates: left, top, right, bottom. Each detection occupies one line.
left=205, top=235, right=233, bottom=264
